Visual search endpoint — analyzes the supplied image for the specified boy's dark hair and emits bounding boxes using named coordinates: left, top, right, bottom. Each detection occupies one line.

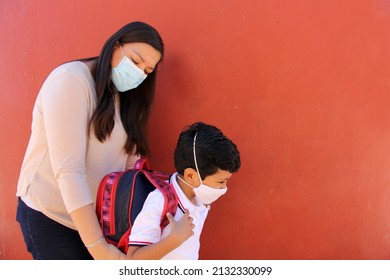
left=174, top=122, right=241, bottom=179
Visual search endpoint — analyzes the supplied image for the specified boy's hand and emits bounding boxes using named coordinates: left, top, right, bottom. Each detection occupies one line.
left=166, top=209, right=194, bottom=245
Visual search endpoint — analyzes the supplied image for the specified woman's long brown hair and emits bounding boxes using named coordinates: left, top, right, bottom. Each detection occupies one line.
left=88, top=22, right=164, bottom=157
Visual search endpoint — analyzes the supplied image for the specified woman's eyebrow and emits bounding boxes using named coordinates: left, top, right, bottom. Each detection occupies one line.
left=132, top=51, right=144, bottom=62
left=132, top=50, right=156, bottom=71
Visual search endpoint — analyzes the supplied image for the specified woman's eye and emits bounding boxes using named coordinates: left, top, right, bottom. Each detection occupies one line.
left=131, top=58, right=140, bottom=65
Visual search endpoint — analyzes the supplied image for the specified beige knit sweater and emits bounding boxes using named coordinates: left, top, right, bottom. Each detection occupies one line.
left=17, top=61, right=139, bottom=229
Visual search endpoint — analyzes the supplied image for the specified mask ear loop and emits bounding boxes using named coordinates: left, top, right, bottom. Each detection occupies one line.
left=119, top=44, right=125, bottom=57
left=193, top=132, right=202, bottom=181
left=176, top=132, right=201, bottom=188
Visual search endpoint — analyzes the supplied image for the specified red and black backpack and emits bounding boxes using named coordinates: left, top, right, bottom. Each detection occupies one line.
left=96, top=158, right=178, bottom=253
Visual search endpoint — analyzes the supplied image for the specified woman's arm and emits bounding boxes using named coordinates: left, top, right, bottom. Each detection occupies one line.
left=71, top=205, right=193, bottom=260
left=125, top=209, right=194, bottom=260
left=42, top=69, right=126, bottom=259
left=70, top=204, right=128, bottom=259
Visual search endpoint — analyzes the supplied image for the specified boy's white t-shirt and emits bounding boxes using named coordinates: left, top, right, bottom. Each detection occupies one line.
left=128, top=172, right=209, bottom=259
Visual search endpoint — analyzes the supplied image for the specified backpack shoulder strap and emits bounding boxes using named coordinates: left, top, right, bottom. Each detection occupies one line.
left=142, top=171, right=179, bottom=229
left=134, top=158, right=150, bottom=170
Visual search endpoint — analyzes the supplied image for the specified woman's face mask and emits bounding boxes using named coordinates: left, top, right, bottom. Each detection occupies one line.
left=111, top=45, right=147, bottom=92
left=178, top=133, right=228, bottom=206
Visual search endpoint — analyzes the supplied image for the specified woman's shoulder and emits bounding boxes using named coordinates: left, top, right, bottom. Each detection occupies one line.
left=43, top=61, right=94, bottom=90
left=51, top=61, right=91, bottom=78
left=38, top=60, right=96, bottom=103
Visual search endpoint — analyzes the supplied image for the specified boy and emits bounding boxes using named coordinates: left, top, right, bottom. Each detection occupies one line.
left=127, top=122, right=241, bottom=259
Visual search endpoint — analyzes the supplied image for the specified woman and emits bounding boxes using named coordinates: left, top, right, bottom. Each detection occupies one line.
left=16, top=21, right=193, bottom=260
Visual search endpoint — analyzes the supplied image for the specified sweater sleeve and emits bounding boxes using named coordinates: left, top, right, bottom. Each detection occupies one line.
left=40, top=68, right=93, bottom=213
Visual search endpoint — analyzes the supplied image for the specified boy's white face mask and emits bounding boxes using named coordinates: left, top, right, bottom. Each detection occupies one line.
left=178, top=132, right=228, bottom=205
left=111, top=45, right=147, bottom=92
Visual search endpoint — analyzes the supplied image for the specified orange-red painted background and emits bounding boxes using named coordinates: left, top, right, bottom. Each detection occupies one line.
left=1, top=0, right=390, bottom=259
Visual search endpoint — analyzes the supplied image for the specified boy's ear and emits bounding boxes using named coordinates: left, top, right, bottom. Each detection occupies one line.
left=183, top=168, right=198, bottom=184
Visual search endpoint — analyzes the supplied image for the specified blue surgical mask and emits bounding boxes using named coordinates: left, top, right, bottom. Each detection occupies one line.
left=111, top=45, right=147, bottom=92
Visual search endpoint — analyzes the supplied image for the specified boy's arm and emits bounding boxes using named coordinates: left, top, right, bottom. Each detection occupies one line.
left=126, top=209, right=194, bottom=260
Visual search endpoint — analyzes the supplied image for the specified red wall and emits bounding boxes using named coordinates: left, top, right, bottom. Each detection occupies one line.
left=2, top=0, right=390, bottom=259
